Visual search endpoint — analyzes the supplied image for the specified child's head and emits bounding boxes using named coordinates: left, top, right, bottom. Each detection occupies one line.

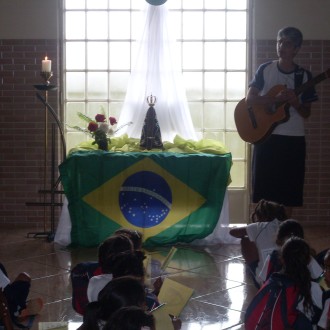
left=251, top=199, right=287, bottom=223
left=277, top=26, right=303, bottom=48
left=114, top=228, right=143, bottom=250
left=276, top=219, right=304, bottom=246
left=281, top=236, right=311, bottom=271
left=98, top=276, right=146, bottom=309
left=107, top=250, right=146, bottom=279
left=103, top=306, right=156, bottom=330
left=98, top=234, right=134, bottom=273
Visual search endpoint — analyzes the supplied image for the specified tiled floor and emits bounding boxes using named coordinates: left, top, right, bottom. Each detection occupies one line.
left=0, top=224, right=328, bottom=329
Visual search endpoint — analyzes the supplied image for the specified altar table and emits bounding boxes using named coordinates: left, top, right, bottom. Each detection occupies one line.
left=58, top=151, right=232, bottom=247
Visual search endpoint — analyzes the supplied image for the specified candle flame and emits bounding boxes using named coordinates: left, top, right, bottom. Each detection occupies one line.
left=45, top=56, right=48, bottom=60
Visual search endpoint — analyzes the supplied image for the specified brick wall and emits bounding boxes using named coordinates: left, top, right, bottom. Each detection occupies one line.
left=252, top=39, right=330, bottom=224
left=0, top=39, right=61, bottom=231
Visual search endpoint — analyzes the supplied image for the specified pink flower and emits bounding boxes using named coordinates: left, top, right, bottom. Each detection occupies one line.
left=109, top=116, right=117, bottom=126
left=95, top=114, right=106, bottom=123
left=88, top=122, right=98, bottom=132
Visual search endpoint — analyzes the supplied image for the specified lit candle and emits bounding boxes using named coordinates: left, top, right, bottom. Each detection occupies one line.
left=41, top=56, right=52, bottom=72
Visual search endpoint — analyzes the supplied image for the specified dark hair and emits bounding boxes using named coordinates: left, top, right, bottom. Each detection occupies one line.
left=276, top=219, right=304, bottom=246
left=107, top=250, right=146, bottom=279
left=277, top=26, right=303, bottom=48
left=114, top=228, right=143, bottom=250
left=83, top=276, right=146, bottom=330
left=103, top=306, right=155, bottom=330
left=98, top=234, right=134, bottom=273
left=251, top=199, right=287, bottom=223
left=281, top=237, right=313, bottom=313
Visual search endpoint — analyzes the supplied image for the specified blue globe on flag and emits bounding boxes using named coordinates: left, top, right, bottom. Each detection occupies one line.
left=119, top=171, right=172, bottom=228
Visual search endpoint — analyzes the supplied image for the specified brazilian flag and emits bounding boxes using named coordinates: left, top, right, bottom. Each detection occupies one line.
left=59, top=151, right=232, bottom=247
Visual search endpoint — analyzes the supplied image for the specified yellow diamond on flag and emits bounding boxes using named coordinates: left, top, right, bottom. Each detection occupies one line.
left=83, top=157, right=206, bottom=240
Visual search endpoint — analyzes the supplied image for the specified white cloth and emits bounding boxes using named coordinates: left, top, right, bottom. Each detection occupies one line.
left=87, top=274, right=113, bottom=302
left=116, top=3, right=198, bottom=143
left=0, top=268, right=10, bottom=290
left=309, top=257, right=324, bottom=280
left=246, top=219, right=281, bottom=278
left=54, top=198, right=71, bottom=246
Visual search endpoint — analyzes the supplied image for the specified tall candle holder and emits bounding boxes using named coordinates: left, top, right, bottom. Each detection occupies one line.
left=35, top=73, right=56, bottom=214
left=26, top=72, right=62, bottom=241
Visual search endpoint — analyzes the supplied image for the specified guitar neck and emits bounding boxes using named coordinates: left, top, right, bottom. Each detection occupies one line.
left=295, top=70, right=329, bottom=96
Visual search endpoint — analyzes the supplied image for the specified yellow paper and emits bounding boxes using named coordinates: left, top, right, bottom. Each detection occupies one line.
left=152, top=306, right=175, bottom=330
left=38, top=322, right=68, bottom=330
left=157, top=277, right=194, bottom=316
left=160, top=246, right=178, bottom=271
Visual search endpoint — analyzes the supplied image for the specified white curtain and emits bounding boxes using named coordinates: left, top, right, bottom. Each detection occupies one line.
left=116, top=2, right=198, bottom=142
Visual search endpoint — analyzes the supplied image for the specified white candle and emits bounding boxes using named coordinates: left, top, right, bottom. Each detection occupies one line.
left=42, top=56, right=52, bottom=72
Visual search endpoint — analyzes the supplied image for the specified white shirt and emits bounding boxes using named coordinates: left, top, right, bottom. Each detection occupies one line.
left=87, top=274, right=113, bottom=302
left=318, top=297, right=330, bottom=329
left=246, top=219, right=281, bottom=278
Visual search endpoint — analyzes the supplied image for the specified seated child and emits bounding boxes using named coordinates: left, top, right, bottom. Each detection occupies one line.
left=71, top=233, right=134, bottom=315
left=258, top=219, right=323, bottom=283
left=87, top=234, right=134, bottom=302
left=245, top=237, right=323, bottom=330
left=71, top=228, right=143, bottom=311
left=90, top=249, right=159, bottom=311
left=0, top=262, right=43, bottom=327
left=229, top=199, right=287, bottom=288
left=79, top=276, right=147, bottom=330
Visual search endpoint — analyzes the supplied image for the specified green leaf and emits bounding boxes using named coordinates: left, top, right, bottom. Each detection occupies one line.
left=66, top=125, right=92, bottom=136
left=77, top=112, right=94, bottom=123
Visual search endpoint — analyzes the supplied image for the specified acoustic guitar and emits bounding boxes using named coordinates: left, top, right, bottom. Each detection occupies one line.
left=234, top=68, right=330, bottom=144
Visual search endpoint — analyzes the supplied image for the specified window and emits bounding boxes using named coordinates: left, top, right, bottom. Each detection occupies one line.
left=63, top=0, right=249, bottom=222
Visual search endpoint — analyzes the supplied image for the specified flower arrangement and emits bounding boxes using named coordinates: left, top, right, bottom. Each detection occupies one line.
left=68, top=111, right=132, bottom=151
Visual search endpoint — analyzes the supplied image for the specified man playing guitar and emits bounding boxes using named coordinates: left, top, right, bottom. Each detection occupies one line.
left=246, top=26, right=318, bottom=217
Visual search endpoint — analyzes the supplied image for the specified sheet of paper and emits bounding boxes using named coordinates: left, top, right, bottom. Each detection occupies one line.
left=38, top=322, right=68, bottom=330
left=152, top=305, right=175, bottom=330
left=157, top=277, right=194, bottom=316
left=160, top=246, right=178, bottom=271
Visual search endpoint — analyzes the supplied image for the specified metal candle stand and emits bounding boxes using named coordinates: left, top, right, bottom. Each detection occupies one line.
left=26, top=72, right=66, bottom=242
